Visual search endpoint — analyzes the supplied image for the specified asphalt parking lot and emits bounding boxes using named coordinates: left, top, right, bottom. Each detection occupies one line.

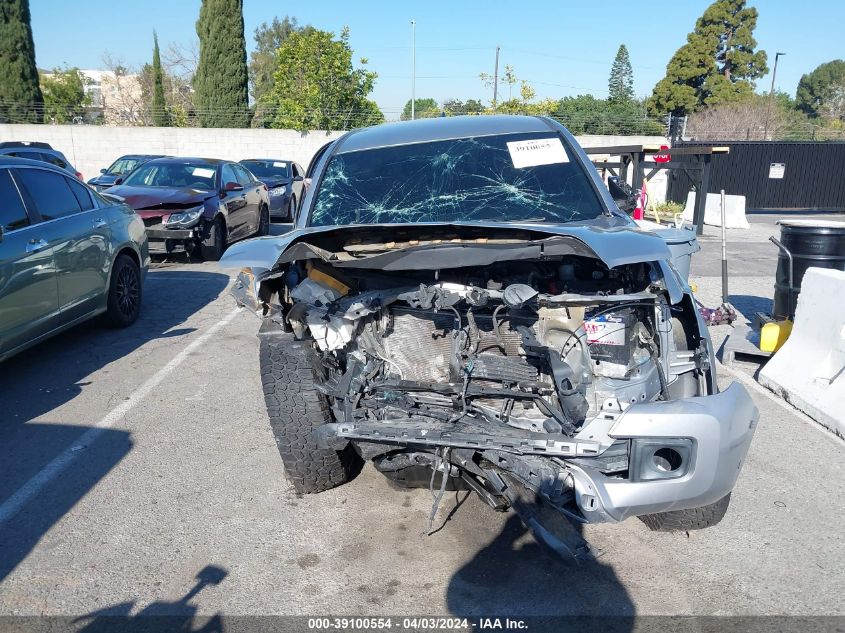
left=0, top=218, right=843, bottom=620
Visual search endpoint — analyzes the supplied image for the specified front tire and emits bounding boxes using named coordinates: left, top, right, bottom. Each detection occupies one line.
left=105, top=254, right=141, bottom=327
left=201, top=216, right=226, bottom=261
left=259, top=333, right=362, bottom=493
left=287, top=195, right=296, bottom=222
left=256, top=205, right=270, bottom=236
left=639, top=493, right=732, bottom=531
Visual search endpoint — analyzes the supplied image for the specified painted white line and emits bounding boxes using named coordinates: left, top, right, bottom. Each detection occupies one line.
left=720, top=361, right=845, bottom=448
left=0, top=307, right=242, bottom=527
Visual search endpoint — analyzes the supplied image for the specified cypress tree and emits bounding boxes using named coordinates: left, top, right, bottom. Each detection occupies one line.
left=151, top=31, right=170, bottom=127
left=0, top=0, right=43, bottom=123
left=608, top=44, right=634, bottom=104
left=193, top=0, right=249, bottom=127
left=648, top=0, right=767, bottom=116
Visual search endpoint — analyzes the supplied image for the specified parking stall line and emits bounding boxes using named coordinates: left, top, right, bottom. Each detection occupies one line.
left=0, top=307, right=242, bottom=528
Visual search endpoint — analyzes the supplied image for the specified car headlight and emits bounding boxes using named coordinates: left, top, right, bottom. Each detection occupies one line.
left=269, top=187, right=286, bottom=197
left=165, top=206, right=204, bottom=228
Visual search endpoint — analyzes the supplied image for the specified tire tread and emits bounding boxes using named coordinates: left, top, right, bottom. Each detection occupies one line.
left=639, top=493, right=731, bottom=531
left=259, top=334, right=360, bottom=493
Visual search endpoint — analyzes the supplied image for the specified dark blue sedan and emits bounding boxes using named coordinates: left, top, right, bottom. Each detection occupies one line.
left=88, top=154, right=164, bottom=191
left=239, top=159, right=306, bottom=221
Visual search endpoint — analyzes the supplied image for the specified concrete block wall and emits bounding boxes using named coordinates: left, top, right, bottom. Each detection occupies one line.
left=0, top=124, right=668, bottom=201
left=0, top=124, right=345, bottom=183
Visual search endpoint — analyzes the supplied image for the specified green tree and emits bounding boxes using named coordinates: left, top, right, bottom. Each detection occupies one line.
left=151, top=31, right=170, bottom=126
left=193, top=0, right=249, bottom=127
left=400, top=97, right=440, bottom=120
left=554, top=95, right=664, bottom=135
left=266, top=27, right=383, bottom=131
left=39, top=67, right=91, bottom=124
left=608, top=44, right=634, bottom=103
left=249, top=16, right=313, bottom=104
left=649, top=0, right=767, bottom=116
left=0, top=0, right=43, bottom=123
left=796, top=60, right=845, bottom=120
left=442, top=98, right=484, bottom=116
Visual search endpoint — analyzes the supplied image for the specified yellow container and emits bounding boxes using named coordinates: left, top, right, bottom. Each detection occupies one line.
left=306, top=263, right=350, bottom=296
left=760, top=320, right=793, bottom=353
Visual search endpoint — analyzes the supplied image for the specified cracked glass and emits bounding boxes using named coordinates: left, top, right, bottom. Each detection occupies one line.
left=310, top=132, right=604, bottom=226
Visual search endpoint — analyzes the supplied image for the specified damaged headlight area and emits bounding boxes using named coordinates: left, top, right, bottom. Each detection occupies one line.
left=164, top=205, right=204, bottom=228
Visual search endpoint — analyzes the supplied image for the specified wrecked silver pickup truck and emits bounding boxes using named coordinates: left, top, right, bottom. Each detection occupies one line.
left=221, top=115, right=758, bottom=558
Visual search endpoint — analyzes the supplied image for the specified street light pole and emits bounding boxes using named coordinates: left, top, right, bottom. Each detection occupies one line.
left=763, top=52, right=785, bottom=140
left=492, top=46, right=500, bottom=112
left=411, top=19, right=416, bottom=120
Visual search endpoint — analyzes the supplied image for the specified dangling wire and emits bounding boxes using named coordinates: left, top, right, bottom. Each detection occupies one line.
left=426, top=447, right=452, bottom=535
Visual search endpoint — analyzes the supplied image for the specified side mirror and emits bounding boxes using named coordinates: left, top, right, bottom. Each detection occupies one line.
left=114, top=177, right=124, bottom=185
left=100, top=168, right=107, bottom=174
left=293, top=175, right=304, bottom=182
left=224, top=181, right=244, bottom=192
left=607, top=176, right=637, bottom=213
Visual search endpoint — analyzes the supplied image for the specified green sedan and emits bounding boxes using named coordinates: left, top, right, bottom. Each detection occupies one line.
left=0, top=157, right=149, bottom=363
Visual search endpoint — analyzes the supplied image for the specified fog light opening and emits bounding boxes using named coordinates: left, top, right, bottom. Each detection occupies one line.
left=652, top=447, right=683, bottom=473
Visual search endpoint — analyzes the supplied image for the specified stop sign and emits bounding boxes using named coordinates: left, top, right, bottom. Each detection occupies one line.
left=654, top=145, right=671, bottom=163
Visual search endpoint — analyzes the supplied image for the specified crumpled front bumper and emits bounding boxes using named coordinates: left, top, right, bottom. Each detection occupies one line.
left=320, top=381, right=758, bottom=524
left=570, top=382, right=758, bottom=522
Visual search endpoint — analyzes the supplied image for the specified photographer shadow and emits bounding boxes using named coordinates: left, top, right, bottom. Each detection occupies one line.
left=73, top=565, right=229, bottom=633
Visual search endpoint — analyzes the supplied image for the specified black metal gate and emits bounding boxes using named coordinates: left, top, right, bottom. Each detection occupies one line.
left=667, top=141, right=845, bottom=210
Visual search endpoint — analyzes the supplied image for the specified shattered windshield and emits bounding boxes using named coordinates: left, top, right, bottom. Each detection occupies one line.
left=310, top=132, right=605, bottom=226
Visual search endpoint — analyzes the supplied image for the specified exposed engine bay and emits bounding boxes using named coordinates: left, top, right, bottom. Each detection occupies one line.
left=284, top=255, right=706, bottom=440
left=233, top=225, right=719, bottom=557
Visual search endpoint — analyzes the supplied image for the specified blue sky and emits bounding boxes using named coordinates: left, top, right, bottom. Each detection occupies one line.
left=31, top=1, right=844, bottom=118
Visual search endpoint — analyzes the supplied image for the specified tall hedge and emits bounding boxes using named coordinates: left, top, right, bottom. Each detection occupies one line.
left=0, top=0, right=43, bottom=123
left=193, top=0, right=249, bottom=127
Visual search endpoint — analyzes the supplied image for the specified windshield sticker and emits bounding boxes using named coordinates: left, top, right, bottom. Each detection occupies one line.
left=506, top=138, right=569, bottom=168
left=273, top=161, right=288, bottom=168
left=192, top=167, right=215, bottom=178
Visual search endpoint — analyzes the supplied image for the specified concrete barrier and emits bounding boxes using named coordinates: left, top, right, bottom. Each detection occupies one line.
left=759, top=267, right=845, bottom=437
left=682, top=192, right=749, bottom=229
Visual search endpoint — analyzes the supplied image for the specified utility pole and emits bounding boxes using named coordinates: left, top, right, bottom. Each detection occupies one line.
left=411, top=19, right=416, bottom=120
left=492, top=46, right=500, bottom=112
left=763, top=52, right=785, bottom=141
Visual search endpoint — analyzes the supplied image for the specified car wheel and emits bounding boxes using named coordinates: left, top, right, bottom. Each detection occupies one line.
left=257, top=205, right=270, bottom=236
left=201, top=216, right=226, bottom=261
left=259, top=332, right=363, bottom=493
left=639, top=493, right=732, bottom=532
left=287, top=195, right=296, bottom=222
left=104, top=254, right=142, bottom=327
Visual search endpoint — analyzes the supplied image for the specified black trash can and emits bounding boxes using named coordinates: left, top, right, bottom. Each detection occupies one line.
left=773, top=220, right=845, bottom=320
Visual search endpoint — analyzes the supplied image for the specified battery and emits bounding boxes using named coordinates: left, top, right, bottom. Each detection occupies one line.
left=584, top=309, right=636, bottom=367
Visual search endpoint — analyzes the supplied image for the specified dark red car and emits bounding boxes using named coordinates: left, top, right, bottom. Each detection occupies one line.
left=106, top=157, right=270, bottom=260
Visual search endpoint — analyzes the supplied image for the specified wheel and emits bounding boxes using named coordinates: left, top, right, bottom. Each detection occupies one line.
left=201, top=216, right=226, bottom=261
left=259, top=333, right=362, bottom=493
left=104, top=254, right=141, bottom=327
left=639, top=493, right=732, bottom=532
left=287, top=195, right=296, bottom=222
left=256, top=205, right=270, bottom=236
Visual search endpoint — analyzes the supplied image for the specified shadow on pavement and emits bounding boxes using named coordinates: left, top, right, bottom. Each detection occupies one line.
left=73, top=565, right=228, bottom=633
left=0, top=270, right=228, bottom=581
left=0, top=270, right=229, bottom=423
left=447, top=515, right=634, bottom=628
left=728, top=293, right=773, bottom=320
left=0, top=423, right=132, bottom=581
